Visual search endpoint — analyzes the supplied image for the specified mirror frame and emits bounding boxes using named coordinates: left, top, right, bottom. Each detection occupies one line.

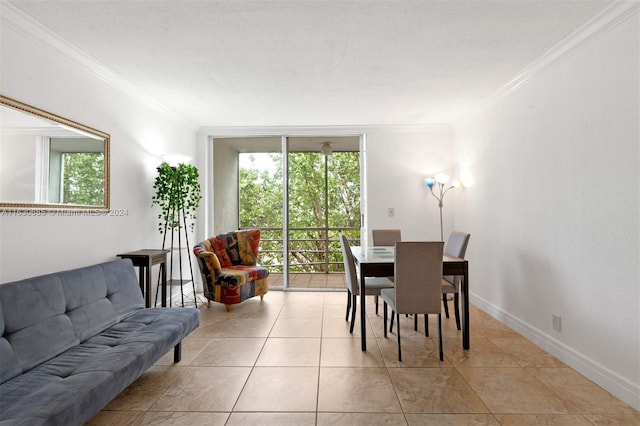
left=0, top=95, right=110, bottom=211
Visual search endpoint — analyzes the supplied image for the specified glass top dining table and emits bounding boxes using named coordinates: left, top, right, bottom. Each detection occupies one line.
left=350, top=245, right=470, bottom=351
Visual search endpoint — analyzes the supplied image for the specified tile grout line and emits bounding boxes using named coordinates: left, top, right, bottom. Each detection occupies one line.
left=225, top=301, right=282, bottom=423
left=375, top=314, right=411, bottom=424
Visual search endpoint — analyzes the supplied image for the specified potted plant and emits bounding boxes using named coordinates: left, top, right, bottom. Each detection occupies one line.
left=152, top=161, right=201, bottom=234
left=152, top=161, right=202, bottom=307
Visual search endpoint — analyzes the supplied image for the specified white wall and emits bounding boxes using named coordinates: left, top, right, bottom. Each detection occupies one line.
left=453, top=11, right=639, bottom=408
left=0, top=17, right=199, bottom=283
left=363, top=126, right=455, bottom=244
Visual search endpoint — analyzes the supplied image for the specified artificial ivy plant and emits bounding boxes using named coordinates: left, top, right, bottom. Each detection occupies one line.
left=152, top=162, right=202, bottom=233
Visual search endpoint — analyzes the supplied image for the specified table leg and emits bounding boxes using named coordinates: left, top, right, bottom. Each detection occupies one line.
left=137, top=269, right=144, bottom=298
left=462, top=261, right=470, bottom=349
left=360, top=268, right=367, bottom=351
left=145, top=259, right=152, bottom=308
left=161, top=262, right=167, bottom=308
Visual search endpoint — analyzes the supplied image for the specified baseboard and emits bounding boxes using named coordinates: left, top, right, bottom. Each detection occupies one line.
left=470, top=293, right=640, bottom=411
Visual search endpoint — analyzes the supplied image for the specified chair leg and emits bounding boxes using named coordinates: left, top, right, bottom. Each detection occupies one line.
left=437, top=313, right=443, bottom=361
left=453, top=293, right=461, bottom=330
left=346, top=290, right=351, bottom=321
left=443, top=294, right=450, bottom=318
left=414, top=314, right=418, bottom=331
left=390, top=310, right=395, bottom=332
left=349, top=294, right=357, bottom=333
left=383, top=302, right=388, bottom=338
left=375, top=295, right=379, bottom=315
left=424, top=314, right=429, bottom=337
left=396, top=312, right=402, bottom=362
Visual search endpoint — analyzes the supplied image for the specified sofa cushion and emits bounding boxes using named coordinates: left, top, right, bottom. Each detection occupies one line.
left=212, top=234, right=234, bottom=267
left=210, top=229, right=261, bottom=267
left=218, top=265, right=270, bottom=286
left=0, top=302, right=21, bottom=384
left=6, top=314, right=77, bottom=376
left=236, top=229, right=260, bottom=265
left=0, top=306, right=199, bottom=425
left=102, top=259, right=146, bottom=319
left=0, top=337, right=21, bottom=385
left=0, top=259, right=143, bottom=383
left=0, top=275, right=78, bottom=375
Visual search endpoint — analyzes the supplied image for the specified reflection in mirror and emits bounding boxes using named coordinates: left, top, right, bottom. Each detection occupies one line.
left=0, top=95, right=110, bottom=210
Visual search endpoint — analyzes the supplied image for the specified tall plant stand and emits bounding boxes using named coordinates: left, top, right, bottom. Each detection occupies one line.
left=154, top=188, right=198, bottom=308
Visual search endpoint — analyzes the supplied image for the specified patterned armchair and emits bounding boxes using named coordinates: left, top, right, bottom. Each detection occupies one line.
left=193, top=229, right=269, bottom=311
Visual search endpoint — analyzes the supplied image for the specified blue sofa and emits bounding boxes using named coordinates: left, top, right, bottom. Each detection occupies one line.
left=0, top=259, right=200, bottom=425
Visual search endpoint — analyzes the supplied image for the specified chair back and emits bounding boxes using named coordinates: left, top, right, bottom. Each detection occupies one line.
left=372, top=229, right=402, bottom=246
left=393, top=241, right=444, bottom=314
left=444, top=231, right=470, bottom=286
left=339, top=233, right=359, bottom=295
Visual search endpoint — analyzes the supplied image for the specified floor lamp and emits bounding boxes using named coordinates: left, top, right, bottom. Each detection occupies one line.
left=425, top=173, right=461, bottom=241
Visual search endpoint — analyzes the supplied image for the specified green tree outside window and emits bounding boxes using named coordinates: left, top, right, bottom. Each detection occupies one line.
left=61, top=152, right=104, bottom=205
left=239, top=151, right=360, bottom=273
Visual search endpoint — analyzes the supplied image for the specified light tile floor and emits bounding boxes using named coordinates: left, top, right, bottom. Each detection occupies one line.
left=87, top=291, right=639, bottom=426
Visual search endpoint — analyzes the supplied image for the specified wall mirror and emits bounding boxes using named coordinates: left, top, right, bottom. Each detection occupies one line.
left=0, top=95, right=110, bottom=211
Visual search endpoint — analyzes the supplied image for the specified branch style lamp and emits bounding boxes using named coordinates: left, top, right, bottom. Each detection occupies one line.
left=425, top=173, right=461, bottom=241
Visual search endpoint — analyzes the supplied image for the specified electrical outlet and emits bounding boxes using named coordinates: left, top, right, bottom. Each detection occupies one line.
left=388, top=208, right=394, bottom=217
left=552, top=315, right=561, bottom=332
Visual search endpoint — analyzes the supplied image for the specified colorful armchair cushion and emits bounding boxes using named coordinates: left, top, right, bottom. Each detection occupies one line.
left=210, top=228, right=260, bottom=267
left=193, top=229, right=269, bottom=307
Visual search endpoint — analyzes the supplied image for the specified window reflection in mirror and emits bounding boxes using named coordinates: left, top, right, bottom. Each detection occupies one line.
left=46, top=139, right=105, bottom=205
left=0, top=95, right=109, bottom=210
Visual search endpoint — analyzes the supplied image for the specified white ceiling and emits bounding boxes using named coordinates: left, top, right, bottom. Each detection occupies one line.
left=6, top=0, right=614, bottom=128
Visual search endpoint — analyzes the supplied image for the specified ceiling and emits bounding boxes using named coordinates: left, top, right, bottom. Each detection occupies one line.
left=6, top=0, right=613, bottom=128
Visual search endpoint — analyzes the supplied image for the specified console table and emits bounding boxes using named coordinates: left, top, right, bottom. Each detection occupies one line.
left=117, top=249, right=169, bottom=308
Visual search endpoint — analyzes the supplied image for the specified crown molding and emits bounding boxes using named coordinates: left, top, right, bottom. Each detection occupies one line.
left=455, top=0, right=640, bottom=126
left=0, top=2, right=198, bottom=131
left=199, top=123, right=452, bottom=137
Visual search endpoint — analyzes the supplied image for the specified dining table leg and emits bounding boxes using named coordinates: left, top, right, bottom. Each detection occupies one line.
left=360, top=269, right=367, bottom=351
left=462, top=261, right=470, bottom=349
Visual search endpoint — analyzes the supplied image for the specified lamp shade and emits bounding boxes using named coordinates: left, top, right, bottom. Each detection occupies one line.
left=434, top=173, right=449, bottom=184
left=425, top=177, right=435, bottom=188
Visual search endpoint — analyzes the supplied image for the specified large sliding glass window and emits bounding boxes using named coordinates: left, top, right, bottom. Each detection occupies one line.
left=213, top=135, right=360, bottom=290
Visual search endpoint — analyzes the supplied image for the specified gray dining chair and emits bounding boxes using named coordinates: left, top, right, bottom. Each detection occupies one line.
left=371, top=228, right=402, bottom=314
left=371, top=229, right=402, bottom=246
left=339, top=233, right=394, bottom=333
left=442, top=231, right=471, bottom=330
left=381, top=241, right=445, bottom=361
